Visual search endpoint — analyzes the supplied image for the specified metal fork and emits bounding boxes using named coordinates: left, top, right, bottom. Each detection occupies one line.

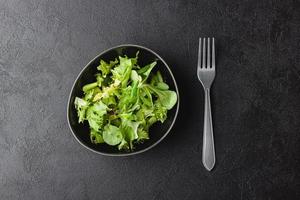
left=197, top=37, right=216, bottom=171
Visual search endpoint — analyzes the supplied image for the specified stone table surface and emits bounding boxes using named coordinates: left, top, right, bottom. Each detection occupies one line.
left=0, top=0, right=299, bottom=199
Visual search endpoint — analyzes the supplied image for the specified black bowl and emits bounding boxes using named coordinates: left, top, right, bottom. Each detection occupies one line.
left=67, top=44, right=179, bottom=156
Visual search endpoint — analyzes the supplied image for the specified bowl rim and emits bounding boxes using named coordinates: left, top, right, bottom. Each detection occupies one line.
left=67, top=44, right=180, bottom=156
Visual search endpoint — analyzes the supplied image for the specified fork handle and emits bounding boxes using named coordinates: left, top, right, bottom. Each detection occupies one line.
left=202, top=88, right=215, bottom=171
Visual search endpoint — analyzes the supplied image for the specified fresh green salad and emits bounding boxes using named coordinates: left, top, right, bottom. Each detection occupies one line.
left=74, top=52, right=177, bottom=151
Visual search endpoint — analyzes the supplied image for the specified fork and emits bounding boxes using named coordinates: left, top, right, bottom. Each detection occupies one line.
left=197, top=37, right=216, bottom=171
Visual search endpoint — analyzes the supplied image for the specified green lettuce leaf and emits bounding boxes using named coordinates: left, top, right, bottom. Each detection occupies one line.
left=146, top=85, right=177, bottom=110
left=86, top=101, right=107, bottom=131
left=97, top=58, right=118, bottom=77
left=121, top=119, right=140, bottom=149
left=82, top=82, right=98, bottom=93
left=103, top=124, right=123, bottom=145
left=118, top=139, right=129, bottom=150
left=153, top=102, right=167, bottom=123
left=112, top=56, right=133, bottom=87
left=138, top=61, right=157, bottom=82
left=137, top=129, right=149, bottom=142
left=90, top=129, right=104, bottom=144
left=74, top=97, right=89, bottom=123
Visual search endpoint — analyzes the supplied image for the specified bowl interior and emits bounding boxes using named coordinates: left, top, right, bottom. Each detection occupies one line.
left=68, top=45, right=178, bottom=155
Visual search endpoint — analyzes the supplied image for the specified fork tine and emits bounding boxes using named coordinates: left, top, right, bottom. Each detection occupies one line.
left=202, top=38, right=206, bottom=68
left=207, top=38, right=211, bottom=68
left=212, top=37, right=215, bottom=69
left=198, top=38, right=202, bottom=69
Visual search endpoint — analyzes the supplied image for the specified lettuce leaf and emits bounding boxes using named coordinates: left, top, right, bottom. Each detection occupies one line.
left=86, top=101, right=107, bottom=131
left=97, top=58, right=118, bottom=77
left=90, top=129, right=104, bottom=144
left=74, top=97, right=89, bottom=123
left=146, top=84, right=177, bottom=110
left=103, top=124, right=123, bottom=145
left=121, top=118, right=140, bottom=149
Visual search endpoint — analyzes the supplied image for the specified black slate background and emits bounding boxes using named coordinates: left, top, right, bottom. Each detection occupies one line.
left=0, top=0, right=299, bottom=199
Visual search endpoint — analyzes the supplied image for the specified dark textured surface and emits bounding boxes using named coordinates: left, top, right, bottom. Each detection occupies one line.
left=0, top=0, right=299, bottom=199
